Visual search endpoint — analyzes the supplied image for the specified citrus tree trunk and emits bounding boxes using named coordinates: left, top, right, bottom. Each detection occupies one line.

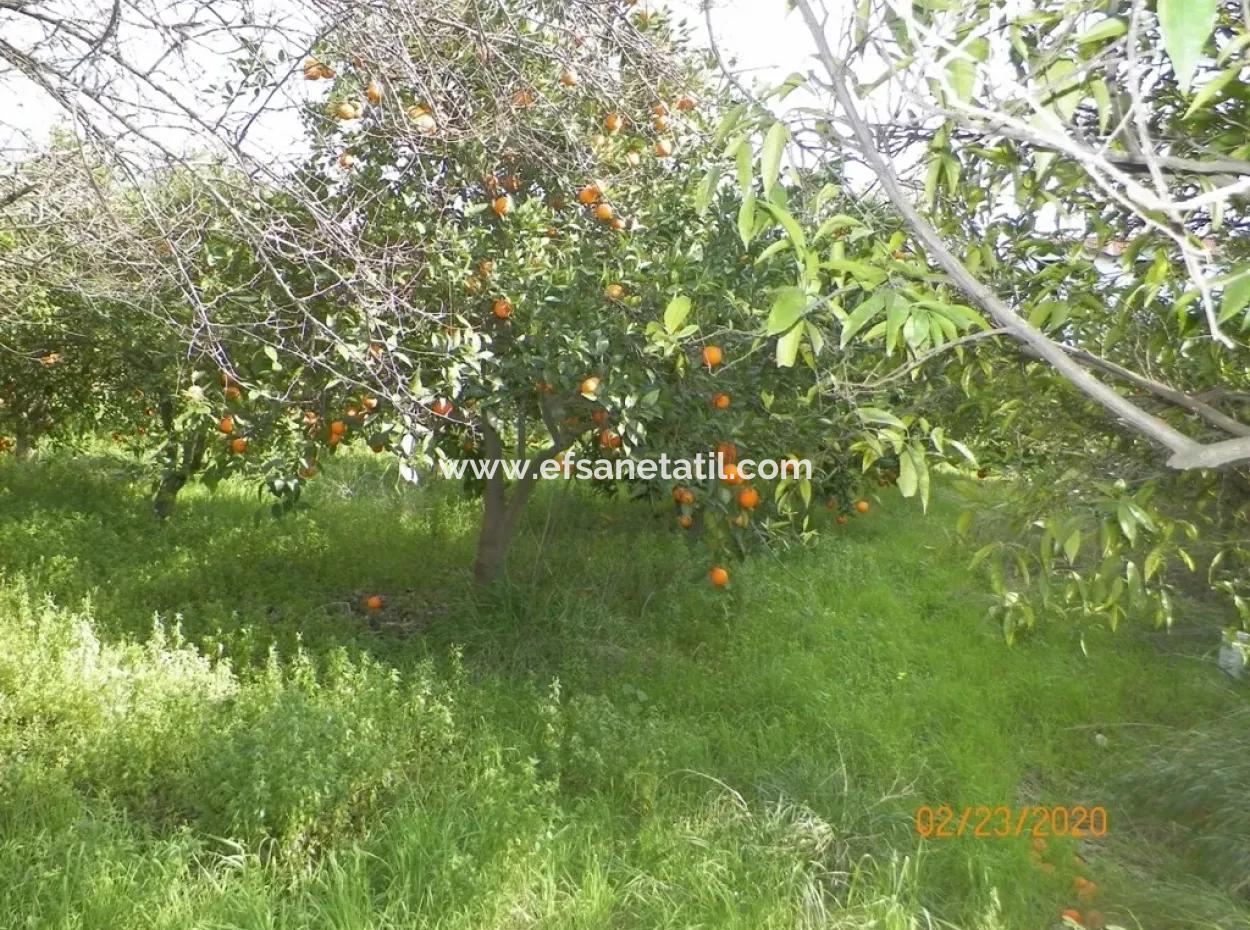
left=13, top=430, right=33, bottom=462
left=153, top=408, right=207, bottom=519
left=470, top=411, right=567, bottom=586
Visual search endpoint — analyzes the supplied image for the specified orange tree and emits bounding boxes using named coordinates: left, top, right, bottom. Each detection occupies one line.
left=151, top=0, right=984, bottom=585
left=0, top=149, right=178, bottom=461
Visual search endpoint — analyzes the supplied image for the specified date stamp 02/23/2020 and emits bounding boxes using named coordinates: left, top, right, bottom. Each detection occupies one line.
left=914, top=805, right=1108, bottom=840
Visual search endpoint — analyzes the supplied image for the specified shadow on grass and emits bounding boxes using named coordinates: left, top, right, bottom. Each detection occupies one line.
left=0, top=452, right=696, bottom=673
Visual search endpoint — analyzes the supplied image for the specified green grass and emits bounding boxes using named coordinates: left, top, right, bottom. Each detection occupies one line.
left=1, top=451, right=1247, bottom=929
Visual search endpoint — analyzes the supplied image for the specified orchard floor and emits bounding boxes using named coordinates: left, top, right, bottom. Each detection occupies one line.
left=0, top=451, right=1247, bottom=930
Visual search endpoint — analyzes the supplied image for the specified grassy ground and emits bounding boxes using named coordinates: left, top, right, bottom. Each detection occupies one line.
left=0, top=451, right=1247, bottom=930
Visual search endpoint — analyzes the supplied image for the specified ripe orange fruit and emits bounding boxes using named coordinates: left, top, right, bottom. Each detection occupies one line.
left=604, top=112, right=624, bottom=133
left=365, top=79, right=382, bottom=104
left=504, top=174, right=521, bottom=192
left=712, top=392, right=731, bottom=410
left=591, top=409, right=608, bottom=425
left=654, top=139, right=674, bottom=158
left=708, top=566, right=729, bottom=587
left=720, top=463, right=743, bottom=485
left=218, top=415, right=235, bottom=434
left=1074, top=878, right=1098, bottom=902
left=492, top=195, right=513, bottom=217
left=511, top=89, right=535, bottom=108
left=230, top=437, right=248, bottom=454
left=330, top=419, right=347, bottom=436
left=1060, top=910, right=1084, bottom=927
left=605, top=283, right=624, bottom=300
left=578, top=183, right=601, bottom=205
left=327, top=433, right=341, bottom=448
left=716, top=441, right=738, bottom=464
left=854, top=500, right=870, bottom=514
left=362, top=396, right=378, bottom=412
left=432, top=398, right=454, bottom=417
left=678, top=489, right=695, bottom=505
left=677, top=514, right=693, bottom=529
left=737, top=487, right=760, bottom=510
left=365, top=594, right=384, bottom=611
left=559, top=68, right=578, bottom=87
left=594, top=202, right=614, bottom=222
left=303, top=410, right=320, bottom=427
left=653, top=101, right=669, bottom=117
left=611, top=217, right=626, bottom=231
left=701, top=345, right=723, bottom=368
left=225, top=385, right=242, bottom=401
left=369, top=342, right=384, bottom=358
left=654, top=114, right=670, bottom=132
left=345, top=404, right=360, bottom=418
left=484, top=172, right=500, bottom=192
left=338, top=153, right=356, bottom=170
left=492, top=298, right=513, bottom=319
left=672, top=486, right=686, bottom=503
left=407, top=106, right=436, bottom=133
left=835, top=514, right=848, bottom=525
left=546, top=225, right=560, bottom=238
left=676, top=94, right=696, bottom=112
left=335, top=101, right=358, bottom=120
left=599, top=429, right=621, bottom=449
left=579, top=376, right=601, bottom=396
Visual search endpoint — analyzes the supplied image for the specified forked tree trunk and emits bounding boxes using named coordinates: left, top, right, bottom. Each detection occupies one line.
left=153, top=414, right=207, bottom=520
left=470, top=414, right=563, bottom=586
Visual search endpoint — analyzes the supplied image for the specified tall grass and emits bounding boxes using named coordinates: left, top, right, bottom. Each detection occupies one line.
left=0, top=452, right=1246, bottom=929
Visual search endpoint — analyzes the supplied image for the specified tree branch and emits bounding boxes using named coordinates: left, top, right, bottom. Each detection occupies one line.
left=792, top=0, right=1250, bottom=471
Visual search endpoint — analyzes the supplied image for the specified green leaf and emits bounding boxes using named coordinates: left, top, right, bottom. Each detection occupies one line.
left=766, top=287, right=807, bottom=335
left=1063, top=529, right=1082, bottom=563
left=663, top=295, right=691, bottom=334
left=1074, top=18, right=1126, bottom=45
left=1218, top=265, right=1250, bottom=323
left=1184, top=63, right=1241, bottom=118
left=762, top=196, right=807, bottom=251
left=760, top=122, right=790, bottom=197
left=775, top=324, right=802, bottom=367
left=856, top=407, right=906, bottom=428
left=1043, top=58, right=1082, bottom=122
left=754, top=239, right=792, bottom=266
left=1158, top=0, right=1219, bottom=93
left=805, top=322, right=825, bottom=356
left=947, top=56, right=976, bottom=102
left=714, top=104, right=746, bottom=147
left=694, top=166, right=719, bottom=214
left=737, top=191, right=757, bottom=248
left=897, top=445, right=918, bottom=497
left=734, top=140, right=753, bottom=196
left=840, top=292, right=888, bottom=347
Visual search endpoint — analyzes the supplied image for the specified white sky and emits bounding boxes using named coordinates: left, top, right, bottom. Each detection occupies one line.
left=2, top=1, right=812, bottom=166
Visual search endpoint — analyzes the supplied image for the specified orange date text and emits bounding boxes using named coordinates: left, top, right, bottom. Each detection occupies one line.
left=914, top=805, right=1108, bottom=839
